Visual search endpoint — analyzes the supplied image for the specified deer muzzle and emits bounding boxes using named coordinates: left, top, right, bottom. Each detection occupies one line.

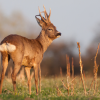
left=56, top=32, right=61, bottom=38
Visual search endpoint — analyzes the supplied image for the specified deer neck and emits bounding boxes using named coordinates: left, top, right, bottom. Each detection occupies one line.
left=36, top=30, right=53, bottom=53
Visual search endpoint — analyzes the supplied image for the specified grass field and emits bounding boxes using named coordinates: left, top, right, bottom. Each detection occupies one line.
left=0, top=76, right=100, bottom=100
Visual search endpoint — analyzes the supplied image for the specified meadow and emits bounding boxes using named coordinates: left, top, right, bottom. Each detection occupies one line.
left=0, top=75, right=99, bottom=100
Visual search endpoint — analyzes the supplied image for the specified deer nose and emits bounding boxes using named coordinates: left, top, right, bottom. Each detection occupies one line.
left=56, top=32, right=61, bottom=37
left=57, top=33, right=61, bottom=36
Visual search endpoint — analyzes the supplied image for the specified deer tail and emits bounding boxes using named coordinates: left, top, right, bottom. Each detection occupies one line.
left=0, top=43, right=16, bottom=52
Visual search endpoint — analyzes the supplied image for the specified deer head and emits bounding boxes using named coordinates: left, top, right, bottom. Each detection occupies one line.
left=35, top=6, right=61, bottom=40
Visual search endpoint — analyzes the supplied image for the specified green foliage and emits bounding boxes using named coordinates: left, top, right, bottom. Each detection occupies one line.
left=0, top=77, right=100, bottom=100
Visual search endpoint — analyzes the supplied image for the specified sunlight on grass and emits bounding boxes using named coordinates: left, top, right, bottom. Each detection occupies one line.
left=0, top=76, right=100, bottom=100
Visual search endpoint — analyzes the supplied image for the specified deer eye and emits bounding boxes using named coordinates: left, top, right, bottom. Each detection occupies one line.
left=48, top=28, right=53, bottom=31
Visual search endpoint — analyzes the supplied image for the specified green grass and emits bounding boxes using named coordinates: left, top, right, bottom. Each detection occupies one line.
left=0, top=76, right=100, bottom=100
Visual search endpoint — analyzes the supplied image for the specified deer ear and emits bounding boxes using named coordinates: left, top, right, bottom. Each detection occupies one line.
left=35, top=17, right=43, bottom=27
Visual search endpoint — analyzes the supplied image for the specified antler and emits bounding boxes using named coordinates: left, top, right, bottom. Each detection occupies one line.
left=43, top=5, right=51, bottom=22
left=38, top=6, right=51, bottom=23
left=43, top=5, right=48, bottom=20
left=48, top=8, right=51, bottom=22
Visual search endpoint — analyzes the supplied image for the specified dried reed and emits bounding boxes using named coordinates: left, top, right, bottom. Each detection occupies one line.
left=83, top=71, right=87, bottom=88
left=56, top=83, right=63, bottom=96
left=60, top=67, right=62, bottom=77
left=61, top=80, right=68, bottom=94
left=69, top=77, right=76, bottom=84
left=93, top=43, right=100, bottom=95
left=72, top=57, right=74, bottom=78
left=71, top=57, right=75, bottom=95
left=61, top=77, right=75, bottom=96
left=77, top=42, right=86, bottom=95
left=66, top=55, right=70, bottom=78
left=66, top=76, right=70, bottom=96
left=89, top=78, right=94, bottom=94
left=71, top=82, right=74, bottom=96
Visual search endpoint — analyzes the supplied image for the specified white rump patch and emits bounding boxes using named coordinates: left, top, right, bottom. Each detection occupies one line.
left=0, top=43, right=7, bottom=51
left=6, top=43, right=16, bottom=52
left=0, top=43, right=16, bottom=52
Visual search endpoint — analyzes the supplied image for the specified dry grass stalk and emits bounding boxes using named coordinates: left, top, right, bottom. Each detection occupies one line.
left=60, top=67, right=62, bottom=77
left=61, top=80, right=69, bottom=95
left=89, top=78, right=94, bottom=94
left=61, top=80, right=68, bottom=89
left=56, top=83, right=63, bottom=96
left=67, top=76, right=70, bottom=96
left=77, top=42, right=86, bottom=95
left=66, top=55, right=70, bottom=78
left=69, top=77, right=76, bottom=85
left=70, top=77, right=75, bottom=96
left=83, top=71, right=86, bottom=82
left=79, top=77, right=81, bottom=88
left=93, top=43, right=100, bottom=95
left=83, top=71, right=87, bottom=88
left=72, top=57, right=74, bottom=78
left=61, top=77, right=75, bottom=96
left=71, top=82, right=74, bottom=96
left=97, top=81, right=99, bottom=93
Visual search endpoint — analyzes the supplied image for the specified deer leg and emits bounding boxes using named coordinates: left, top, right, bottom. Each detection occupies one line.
left=25, top=67, right=31, bottom=95
left=11, top=63, right=21, bottom=92
left=34, top=66, right=39, bottom=95
left=0, top=52, right=8, bottom=94
left=39, top=65, right=41, bottom=93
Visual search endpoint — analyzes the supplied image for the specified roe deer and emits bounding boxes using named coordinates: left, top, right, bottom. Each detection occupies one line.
left=0, top=6, right=61, bottom=95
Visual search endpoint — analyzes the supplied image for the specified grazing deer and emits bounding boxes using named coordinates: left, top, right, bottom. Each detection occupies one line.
left=0, top=6, right=61, bottom=95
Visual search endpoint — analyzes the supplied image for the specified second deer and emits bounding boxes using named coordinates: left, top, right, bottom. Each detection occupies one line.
left=0, top=6, right=61, bottom=94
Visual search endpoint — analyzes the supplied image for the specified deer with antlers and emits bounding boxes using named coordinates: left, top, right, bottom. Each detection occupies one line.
left=0, top=6, right=61, bottom=94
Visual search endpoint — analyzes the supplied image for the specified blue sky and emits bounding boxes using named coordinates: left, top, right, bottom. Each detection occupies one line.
left=0, top=0, right=100, bottom=54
